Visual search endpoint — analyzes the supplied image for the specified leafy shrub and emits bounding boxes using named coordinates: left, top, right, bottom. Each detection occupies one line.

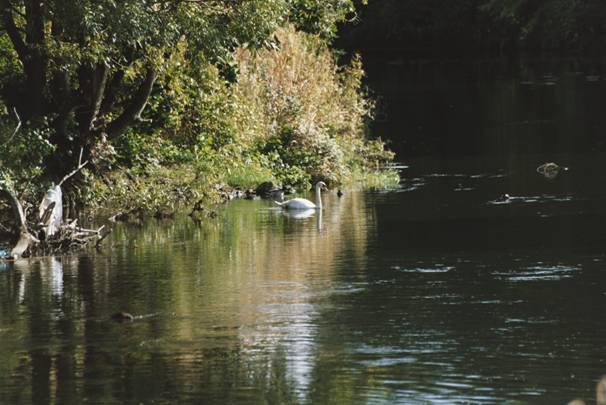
left=233, top=25, right=393, bottom=188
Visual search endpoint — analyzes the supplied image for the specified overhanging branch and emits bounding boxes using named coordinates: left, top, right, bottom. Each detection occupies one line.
left=106, top=66, right=157, bottom=140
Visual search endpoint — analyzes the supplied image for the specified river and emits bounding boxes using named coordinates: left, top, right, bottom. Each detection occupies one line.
left=2, top=57, right=606, bottom=404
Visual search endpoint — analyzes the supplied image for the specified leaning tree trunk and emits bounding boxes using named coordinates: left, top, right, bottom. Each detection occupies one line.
left=0, top=188, right=38, bottom=258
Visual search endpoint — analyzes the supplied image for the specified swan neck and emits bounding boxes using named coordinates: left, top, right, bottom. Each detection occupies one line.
left=315, top=185, right=322, bottom=209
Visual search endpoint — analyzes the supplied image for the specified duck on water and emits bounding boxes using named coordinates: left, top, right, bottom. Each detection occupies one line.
left=274, top=181, right=327, bottom=210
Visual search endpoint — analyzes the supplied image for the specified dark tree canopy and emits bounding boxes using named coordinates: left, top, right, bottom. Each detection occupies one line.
left=339, top=0, right=606, bottom=55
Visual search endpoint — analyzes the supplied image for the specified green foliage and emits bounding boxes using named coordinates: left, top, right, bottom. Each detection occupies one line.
left=222, top=156, right=276, bottom=190
left=0, top=2, right=394, bottom=217
left=86, top=164, right=203, bottom=215
left=289, top=0, right=365, bottom=39
left=234, top=26, right=391, bottom=188
left=0, top=0, right=360, bottom=178
left=0, top=105, right=55, bottom=192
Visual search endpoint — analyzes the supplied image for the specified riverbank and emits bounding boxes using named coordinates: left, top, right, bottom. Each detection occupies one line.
left=1, top=25, right=396, bottom=239
left=84, top=162, right=399, bottom=221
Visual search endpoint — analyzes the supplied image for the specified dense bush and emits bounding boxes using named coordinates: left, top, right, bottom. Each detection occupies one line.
left=86, top=25, right=396, bottom=214
left=234, top=25, right=393, bottom=187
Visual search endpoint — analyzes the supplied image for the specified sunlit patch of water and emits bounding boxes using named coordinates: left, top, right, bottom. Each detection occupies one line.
left=391, top=265, right=454, bottom=273
left=504, top=317, right=559, bottom=325
left=454, top=185, right=476, bottom=192
left=426, top=173, right=470, bottom=178
left=376, top=177, right=426, bottom=194
left=384, top=163, right=410, bottom=170
left=487, top=194, right=575, bottom=205
left=493, top=265, right=580, bottom=282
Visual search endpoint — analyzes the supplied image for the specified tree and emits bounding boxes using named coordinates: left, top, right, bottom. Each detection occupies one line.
left=0, top=0, right=358, bottom=177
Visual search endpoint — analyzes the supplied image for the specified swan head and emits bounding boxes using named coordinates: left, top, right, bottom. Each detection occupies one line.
left=315, top=181, right=327, bottom=191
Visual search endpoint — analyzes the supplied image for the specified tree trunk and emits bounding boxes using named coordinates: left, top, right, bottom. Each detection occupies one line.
left=106, top=67, right=157, bottom=140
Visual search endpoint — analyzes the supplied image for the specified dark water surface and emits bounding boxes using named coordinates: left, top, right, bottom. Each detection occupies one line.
left=3, top=58, right=606, bottom=404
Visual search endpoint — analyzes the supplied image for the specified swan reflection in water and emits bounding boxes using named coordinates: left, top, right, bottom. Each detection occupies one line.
left=282, top=208, right=323, bottom=231
left=282, top=209, right=316, bottom=219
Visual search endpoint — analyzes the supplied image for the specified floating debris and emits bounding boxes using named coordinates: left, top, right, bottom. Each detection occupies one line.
left=536, top=162, right=568, bottom=179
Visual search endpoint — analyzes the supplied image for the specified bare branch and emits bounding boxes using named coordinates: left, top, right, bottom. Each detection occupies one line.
left=58, top=148, right=89, bottom=187
left=0, top=188, right=38, bottom=259
left=1, top=107, right=21, bottom=147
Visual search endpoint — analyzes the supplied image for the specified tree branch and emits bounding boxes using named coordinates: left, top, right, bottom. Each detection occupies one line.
left=106, top=66, right=157, bottom=140
left=58, top=148, right=88, bottom=187
left=0, top=107, right=21, bottom=147
left=0, top=188, right=27, bottom=233
left=98, top=69, right=125, bottom=118
left=88, top=63, right=109, bottom=131
left=0, top=0, right=29, bottom=65
left=0, top=188, right=38, bottom=258
left=24, top=0, right=45, bottom=45
left=76, top=63, right=109, bottom=135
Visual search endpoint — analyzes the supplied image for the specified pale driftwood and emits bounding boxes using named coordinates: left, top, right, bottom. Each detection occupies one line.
left=0, top=108, right=21, bottom=147
left=11, top=231, right=39, bottom=259
left=40, top=201, right=56, bottom=224
left=38, top=149, right=87, bottom=239
left=96, top=226, right=111, bottom=248
left=0, top=188, right=38, bottom=258
left=0, top=188, right=27, bottom=232
left=38, top=185, right=62, bottom=237
left=1, top=153, right=111, bottom=259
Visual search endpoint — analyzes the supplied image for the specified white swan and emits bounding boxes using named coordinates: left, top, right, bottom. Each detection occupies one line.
left=275, top=181, right=327, bottom=210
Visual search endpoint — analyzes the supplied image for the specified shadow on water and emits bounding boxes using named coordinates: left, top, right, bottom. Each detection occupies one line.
left=3, top=57, right=606, bottom=404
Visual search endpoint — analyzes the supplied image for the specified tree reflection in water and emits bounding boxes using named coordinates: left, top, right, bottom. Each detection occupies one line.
left=0, top=191, right=373, bottom=404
